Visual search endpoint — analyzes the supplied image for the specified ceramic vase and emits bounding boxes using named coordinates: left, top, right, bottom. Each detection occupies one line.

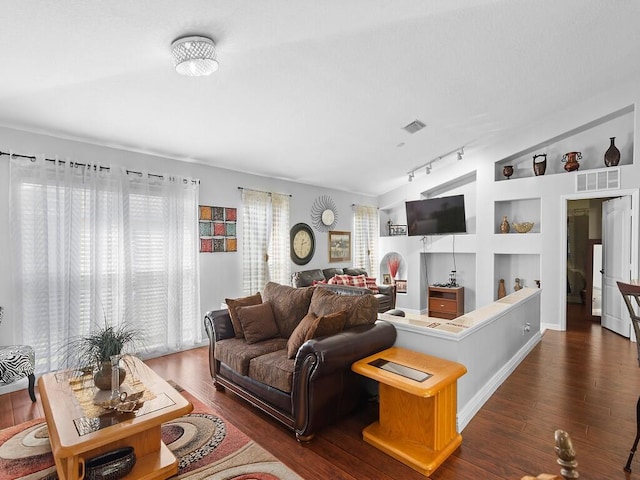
left=604, top=137, right=620, bottom=167
left=562, top=152, right=582, bottom=172
left=502, top=165, right=514, bottom=179
left=94, top=361, right=126, bottom=391
left=498, top=279, right=506, bottom=299
left=533, top=154, right=547, bottom=176
left=500, top=216, right=510, bottom=234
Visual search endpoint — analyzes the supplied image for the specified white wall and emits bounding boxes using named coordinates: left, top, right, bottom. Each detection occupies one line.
left=0, top=127, right=376, bottom=346
left=378, top=77, right=640, bottom=330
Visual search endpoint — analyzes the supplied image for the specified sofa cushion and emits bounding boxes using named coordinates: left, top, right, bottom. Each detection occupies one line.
left=215, top=337, right=287, bottom=376
left=237, top=301, right=280, bottom=344
left=291, top=269, right=325, bottom=288
left=225, top=292, right=262, bottom=339
left=322, top=268, right=343, bottom=280
left=287, top=312, right=318, bottom=359
left=312, top=309, right=347, bottom=338
left=263, top=282, right=314, bottom=338
left=286, top=310, right=347, bottom=359
left=350, top=275, right=367, bottom=288
left=343, top=267, right=367, bottom=277
left=309, top=286, right=378, bottom=328
left=249, top=349, right=295, bottom=393
left=327, top=274, right=350, bottom=286
left=365, top=277, right=380, bottom=294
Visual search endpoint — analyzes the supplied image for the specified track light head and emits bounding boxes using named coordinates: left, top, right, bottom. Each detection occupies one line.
left=457, top=146, right=465, bottom=160
left=408, top=172, right=414, bottom=182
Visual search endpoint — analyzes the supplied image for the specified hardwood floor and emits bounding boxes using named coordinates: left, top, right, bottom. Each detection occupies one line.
left=2, top=304, right=639, bottom=478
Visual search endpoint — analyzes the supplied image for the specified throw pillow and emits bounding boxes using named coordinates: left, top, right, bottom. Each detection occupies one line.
left=225, top=292, right=262, bottom=339
left=286, top=311, right=318, bottom=358
left=311, top=310, right=347, bottom=339
left=350, top=275, right=367, bottom=288
left=327, top=274, right=350, bottom=286
left=312, top=279, right=327, bottom=285
left=365, top=277, right=380, bottom=294
left=236, top=301, right=280, bottom=345
left=309, top=286, right=378, bottom=328
left=263, top=282, right=314, bottom=338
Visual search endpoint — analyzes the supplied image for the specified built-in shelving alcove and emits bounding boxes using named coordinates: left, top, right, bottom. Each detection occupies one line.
left=494, top=105, right=634, bottom=182
left=494, top=253, right=540, bottom=300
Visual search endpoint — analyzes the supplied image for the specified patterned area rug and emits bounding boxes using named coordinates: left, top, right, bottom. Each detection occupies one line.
left=0, top=388, right=303, bottom=480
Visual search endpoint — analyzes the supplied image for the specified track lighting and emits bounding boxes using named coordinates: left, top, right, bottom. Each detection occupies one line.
left=405, top=146, right=465, bottom=182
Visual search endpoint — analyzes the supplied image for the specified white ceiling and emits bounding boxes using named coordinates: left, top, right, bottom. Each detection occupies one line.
left=2, top=1, right=640, bottom=196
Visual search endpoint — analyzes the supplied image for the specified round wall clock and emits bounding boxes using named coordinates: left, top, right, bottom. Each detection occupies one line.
left=311, top=195, right=338, bottom=231
left=290, top=223, right=315, bottom=265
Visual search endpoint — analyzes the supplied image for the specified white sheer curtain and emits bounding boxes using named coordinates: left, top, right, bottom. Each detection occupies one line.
left=353, top=204, right=379, bottom=278
left=241, top=189, right=290, bottom=294
left=10, top=155, right=201, bottom=374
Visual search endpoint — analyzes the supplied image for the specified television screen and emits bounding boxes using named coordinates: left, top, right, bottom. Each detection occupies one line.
left=405, top=194, right=467, bottom=236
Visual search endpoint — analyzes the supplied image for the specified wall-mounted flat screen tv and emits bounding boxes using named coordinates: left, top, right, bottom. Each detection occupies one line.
left=405, top=194, right=467, bottom=236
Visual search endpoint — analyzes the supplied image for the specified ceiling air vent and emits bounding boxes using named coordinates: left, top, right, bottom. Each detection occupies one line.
left=576, top=167, right=620, bottom=193
left=402, top=119, right=426, bottom=134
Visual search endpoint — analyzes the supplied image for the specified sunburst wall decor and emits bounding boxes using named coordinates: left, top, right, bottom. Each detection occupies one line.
left=310, top=195, right=338, bottom=231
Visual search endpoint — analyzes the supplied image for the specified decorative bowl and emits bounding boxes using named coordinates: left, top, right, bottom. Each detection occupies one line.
left=512, top=222, right=534, bottom=233
left=84, top=446, right=136, bottom=480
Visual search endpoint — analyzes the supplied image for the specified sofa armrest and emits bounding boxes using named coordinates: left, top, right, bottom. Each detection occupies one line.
left=203, top=309, right=235, bottom=380
left=377, top=284, right=395, bottom=296
left=292, top=320, right=396, bottom=438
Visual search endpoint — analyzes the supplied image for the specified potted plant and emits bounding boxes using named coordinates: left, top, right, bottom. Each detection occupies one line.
left=66, top=321, right=141, bottom=390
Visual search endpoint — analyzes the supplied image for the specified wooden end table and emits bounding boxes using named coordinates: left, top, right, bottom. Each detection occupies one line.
left=38, top=356, right=193, bottom=480
left=352, top=347, right=467, bottom=476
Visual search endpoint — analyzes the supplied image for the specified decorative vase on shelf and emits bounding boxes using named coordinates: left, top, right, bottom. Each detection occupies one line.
left=514, top=278, right=522, bottom=291
left=533, top=153, right=547, bottom=176
left=561, top=151, right=582, bottom=172
left=498, top=279, right=506, bottom=299
left=604, top=137, right=620, bottom=167
left=500, top=216, right=510, bottom=234
left=502, top=165, right=514, bottom=179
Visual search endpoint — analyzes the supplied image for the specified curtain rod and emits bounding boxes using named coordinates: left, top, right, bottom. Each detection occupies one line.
left=237, top=186, right=292, bottom=197
left=0, top=150, right=200, bottom=185
left=352, top=203, right=379, bottom=209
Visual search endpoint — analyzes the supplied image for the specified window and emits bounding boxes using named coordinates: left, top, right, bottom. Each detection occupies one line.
left=353, top=205, right=379, bottom=278
left=10, top=156, right=201, bottom=374
left=241, top=189, right=290, bottom=293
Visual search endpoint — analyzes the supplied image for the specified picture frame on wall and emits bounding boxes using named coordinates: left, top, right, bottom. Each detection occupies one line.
left=382, top=274, right=392, bottom=285
left=328, top=230, right=351, bottom=263
left=395, top=279, right=407, bottom=294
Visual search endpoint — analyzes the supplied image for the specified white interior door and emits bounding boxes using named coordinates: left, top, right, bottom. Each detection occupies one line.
left=602, top=196, right=632, bottom=337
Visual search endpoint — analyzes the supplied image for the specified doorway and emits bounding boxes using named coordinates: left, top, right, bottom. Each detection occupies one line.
left=564, top=193, right=636, bottom=333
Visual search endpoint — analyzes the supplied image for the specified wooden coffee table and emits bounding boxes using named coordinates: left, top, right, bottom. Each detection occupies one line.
left=352, top=347, right=467, bottom=476
left=38, top=355, right=193, bottom=480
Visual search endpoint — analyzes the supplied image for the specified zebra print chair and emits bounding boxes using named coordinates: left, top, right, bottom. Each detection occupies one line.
left=0, top=308, right=36, bottom=402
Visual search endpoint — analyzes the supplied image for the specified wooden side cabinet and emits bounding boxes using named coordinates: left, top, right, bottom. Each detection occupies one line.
left=428, top=286, right=464, bottom=319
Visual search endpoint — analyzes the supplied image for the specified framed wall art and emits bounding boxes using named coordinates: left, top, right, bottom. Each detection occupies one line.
left=328, top=230, right=351, bottom=263
left=199, top=205, right=237, bottom=253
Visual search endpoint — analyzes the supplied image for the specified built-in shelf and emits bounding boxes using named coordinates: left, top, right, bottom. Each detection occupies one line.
left=494, top=253, right=541, bottom=300
left=495, top=105, right=634, bottom=181
left=494, top=198, right=541, bottom=234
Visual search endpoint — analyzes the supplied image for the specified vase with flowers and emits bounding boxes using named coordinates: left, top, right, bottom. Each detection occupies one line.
left=65, top=321, right=141, bottom=391
left=387, top=255, right=401, bottom=283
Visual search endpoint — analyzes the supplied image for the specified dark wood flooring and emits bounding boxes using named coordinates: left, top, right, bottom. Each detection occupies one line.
left=2, top=303, right=639, bottom=479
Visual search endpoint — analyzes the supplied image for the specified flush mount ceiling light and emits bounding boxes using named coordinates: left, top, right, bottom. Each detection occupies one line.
left=171, top=35, right=218, bottom=76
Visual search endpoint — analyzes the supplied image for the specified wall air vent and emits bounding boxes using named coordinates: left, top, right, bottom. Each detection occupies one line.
left=402, top=119, right=426, bottom=134
left=576, top=167, right=620, bottom=193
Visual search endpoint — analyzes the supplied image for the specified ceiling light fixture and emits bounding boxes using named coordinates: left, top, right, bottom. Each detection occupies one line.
left=408, top=172, right=415, bottom=182
left=426, top=163, right=432, bottom=175
left=171, top=35, right=218, bottom=76
left=457, top=147, right=465, bottom=161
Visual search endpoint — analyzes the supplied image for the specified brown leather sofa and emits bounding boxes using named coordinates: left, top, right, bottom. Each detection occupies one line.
left=204, top=282, right=396, bottom=441
left=291, top=267, right=396, bottom=312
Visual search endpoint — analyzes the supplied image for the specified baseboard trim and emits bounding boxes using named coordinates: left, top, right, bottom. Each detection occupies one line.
left=457, top=331, right=542, bottom=431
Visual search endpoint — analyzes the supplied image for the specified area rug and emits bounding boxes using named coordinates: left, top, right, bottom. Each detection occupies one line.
left=0, top=388, right=303, bottom=480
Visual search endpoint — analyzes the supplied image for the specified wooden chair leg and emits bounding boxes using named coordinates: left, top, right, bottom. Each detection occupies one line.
left=624, top=395, right=640, bottom=472
left=27, top=373, right=36, bottom=402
